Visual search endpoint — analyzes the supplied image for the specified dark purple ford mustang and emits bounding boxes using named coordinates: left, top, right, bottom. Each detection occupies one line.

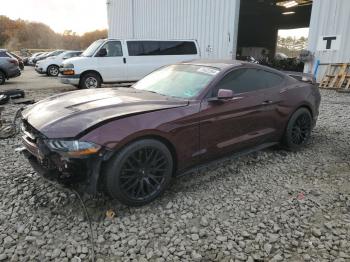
left=21, top=60, right=321, bottom=206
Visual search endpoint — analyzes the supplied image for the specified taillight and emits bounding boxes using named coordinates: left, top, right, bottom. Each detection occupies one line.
left=8, top=59, right=19, bottom=66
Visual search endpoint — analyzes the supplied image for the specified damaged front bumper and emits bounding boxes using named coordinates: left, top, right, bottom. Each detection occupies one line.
left=20, top=120, right=112, bottom=194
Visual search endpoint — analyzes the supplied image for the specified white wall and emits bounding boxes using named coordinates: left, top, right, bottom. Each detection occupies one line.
left=306, top=0, right=350, bottom=81
left=107, top=0, right=240, bottom=59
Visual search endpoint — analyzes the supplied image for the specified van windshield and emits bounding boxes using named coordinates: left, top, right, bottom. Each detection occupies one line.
left=82, top=40, right=105, bottom=57
left=133, top=65, right=220, bottom=99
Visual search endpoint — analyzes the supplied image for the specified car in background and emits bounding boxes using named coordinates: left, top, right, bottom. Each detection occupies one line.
left=28, top=52, right=44, bottom=66
left=236, top=55, right=259, bottom=64
left=275, top=53, right=289, bottom=60
left=8, top=52, right=25, bottom=70
left=60, top=39, right=200, bottom=89
left=0, top=50, right=21, bottom=85
left=35, top=51, right=82, bottom=76
left=31, top=52, right=48, bottom=64
left=22, top=60, right=320, bottom=206
left=33, top=50, right=65, bottom=64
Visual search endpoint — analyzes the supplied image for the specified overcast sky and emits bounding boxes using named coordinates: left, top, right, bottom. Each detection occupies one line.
left=1, top=0, right=108, bottom=35
left=279, top=28, right=309, bottom=38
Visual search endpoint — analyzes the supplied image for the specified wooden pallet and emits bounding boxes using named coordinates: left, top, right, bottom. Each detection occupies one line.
left=319, top=63, right=350, bottom=89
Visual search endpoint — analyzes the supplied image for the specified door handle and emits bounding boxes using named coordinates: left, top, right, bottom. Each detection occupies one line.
left=123, top=57, right=126, bottom=64
left=262, top=100, right=273, bottom=105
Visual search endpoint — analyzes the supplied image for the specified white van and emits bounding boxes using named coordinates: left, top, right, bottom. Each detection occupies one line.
left=60, top=39, right=200, bottom=89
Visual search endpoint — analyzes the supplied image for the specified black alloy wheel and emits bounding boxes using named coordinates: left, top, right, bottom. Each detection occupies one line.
left=105, top=139, right=173, bottom=206
left=283, top=108, right=312, bottom=150
left=291, top=113, right=312, bottom=145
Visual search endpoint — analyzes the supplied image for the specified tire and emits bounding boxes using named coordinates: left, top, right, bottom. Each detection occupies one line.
left=104, top=139, right=173, bottom=206
left=283, top=108, right=312, bottom=151
left=0, top=71, right=5, bottom=85
left=79, top=72, right=101, bottom=89
left=47, top=65, right=59, bottom=77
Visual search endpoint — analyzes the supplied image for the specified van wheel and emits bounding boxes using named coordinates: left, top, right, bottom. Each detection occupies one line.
left=47, top=65, right=59, bottom=77
left=104, top=139, right=173, bottom=206
left=80, top=73, right=101, bottom=89
left=283, top=108, right=312, bottom=151
left=0, top=71, right=5, bottom=85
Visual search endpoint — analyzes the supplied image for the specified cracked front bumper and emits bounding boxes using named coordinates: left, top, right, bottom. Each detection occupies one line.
left=20, top=121, right=108, bottom=194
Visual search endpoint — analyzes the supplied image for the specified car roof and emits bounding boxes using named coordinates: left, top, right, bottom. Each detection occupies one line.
left=183, top=59, right=287, bottom=76
left=182, top=59, right=245, bottom=70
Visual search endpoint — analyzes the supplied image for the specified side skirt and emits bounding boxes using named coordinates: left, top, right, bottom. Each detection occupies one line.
left=176, top=142, right=279, bottom=178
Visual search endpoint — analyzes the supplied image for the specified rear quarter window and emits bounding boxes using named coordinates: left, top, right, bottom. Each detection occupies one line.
left=127, top=41, right=197, bottom=56
left=261, top=71, right=284, bottom=87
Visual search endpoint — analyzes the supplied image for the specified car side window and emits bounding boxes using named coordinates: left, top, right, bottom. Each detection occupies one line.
left=0, top=51, right=10, bottom=58
left=214, top=68, right=284, bottom=95
left=260, top=70, right=284, bottom=87
left=100, top=41, right=123, bottom=57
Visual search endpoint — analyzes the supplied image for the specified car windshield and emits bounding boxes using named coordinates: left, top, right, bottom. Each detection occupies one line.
left=133, top=64, right=220, bottom=99
left=82, top=40, right=105, bottom=57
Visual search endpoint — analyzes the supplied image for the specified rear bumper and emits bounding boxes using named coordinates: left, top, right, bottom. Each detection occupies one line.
left=7, top=68, right=21, bottom=79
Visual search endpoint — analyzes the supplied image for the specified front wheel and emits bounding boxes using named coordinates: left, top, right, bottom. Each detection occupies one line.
left=47, top=65, right=59, bottom=77
left=283, top=108, right=312, bottom=151
left=104, top=139, right=173, bottom=206
left=79, top=73, right=101, bottom=89
left=0, top=71, right=5, bottom=85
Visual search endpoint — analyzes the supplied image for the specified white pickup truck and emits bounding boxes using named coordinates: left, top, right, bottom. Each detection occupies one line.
left=60, top=39, right=200, bottom=89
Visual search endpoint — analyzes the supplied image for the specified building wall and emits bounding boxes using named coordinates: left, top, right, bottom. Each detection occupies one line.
left=107, top=0, right=240, bottom=59
left=306, top=0, right=350, bottom=81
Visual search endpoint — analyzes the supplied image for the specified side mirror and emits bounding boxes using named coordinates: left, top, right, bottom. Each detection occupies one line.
left=97, top=48, right=107, bottom=57
left=217, top=89, right=234, bottom=100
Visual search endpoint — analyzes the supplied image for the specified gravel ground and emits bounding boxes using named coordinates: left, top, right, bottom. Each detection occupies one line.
left=0, top=79, right=350, bottom=261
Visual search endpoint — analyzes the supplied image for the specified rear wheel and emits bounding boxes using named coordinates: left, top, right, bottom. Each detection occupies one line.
left=47, top=65, right=59, bottom=77
left=79, top=72, right=101, bottom=89
left=0, top=71, right=5, bottom=85
left=105, top=139, right=173, bottom=206
left=283, top=108, right=312, bottom=151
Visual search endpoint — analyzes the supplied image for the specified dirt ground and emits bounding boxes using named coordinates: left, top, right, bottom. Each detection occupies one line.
left=1, top=66, right=75, bottom=91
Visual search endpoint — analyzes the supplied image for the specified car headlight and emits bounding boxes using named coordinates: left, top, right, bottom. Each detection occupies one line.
left=46, top=140, right=101, bottom=157
left=63, top=63, right=74, bottom=68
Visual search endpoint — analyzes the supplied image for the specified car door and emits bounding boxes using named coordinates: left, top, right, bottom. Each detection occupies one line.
left=198, top=68, right=277, bottom=161
left=258, top=70, right=287, bottom=142
left=95, top=40, right=126, bottom=82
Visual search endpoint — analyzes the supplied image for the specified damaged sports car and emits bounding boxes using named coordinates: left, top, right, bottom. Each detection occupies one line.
left=21, top=60, right=321, bottom=206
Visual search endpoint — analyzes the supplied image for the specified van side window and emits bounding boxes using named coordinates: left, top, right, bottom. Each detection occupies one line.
left=101, top=41, right=123, bottom=57
left=159, top=41, right=197, bottom=55
left=127, top=41, right=197, bottom=56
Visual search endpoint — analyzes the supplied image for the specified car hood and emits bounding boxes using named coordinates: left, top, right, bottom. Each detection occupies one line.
left=63, top=56, right=86, bottom=65
left=22, top=88, right=188, bottom=138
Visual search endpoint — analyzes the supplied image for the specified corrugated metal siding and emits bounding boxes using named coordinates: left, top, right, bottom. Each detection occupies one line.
left=107, top=0, right=240, bottom=59
left=307, top=0, right=350, bottom=81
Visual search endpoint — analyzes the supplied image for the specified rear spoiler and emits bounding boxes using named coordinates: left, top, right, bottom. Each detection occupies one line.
left=283, top=71, right=316, bottom=84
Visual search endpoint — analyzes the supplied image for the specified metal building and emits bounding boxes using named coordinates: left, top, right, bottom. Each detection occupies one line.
left=107, top=0, right=350, bottom=80
left=306, top=0, right=350, bottom=80
left=107, top=0, right=240, bottom=59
